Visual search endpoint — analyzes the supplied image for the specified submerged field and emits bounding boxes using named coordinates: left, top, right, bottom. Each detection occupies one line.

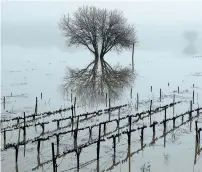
left=1, top=47, right=202, bottom=172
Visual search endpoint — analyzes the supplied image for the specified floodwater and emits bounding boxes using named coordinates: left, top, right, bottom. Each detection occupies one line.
left=1, top=47, right=202, bottom=172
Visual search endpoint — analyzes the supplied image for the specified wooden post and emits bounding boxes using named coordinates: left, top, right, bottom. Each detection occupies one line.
left=35, top=97, right=38, bottom=117
left=164, top=107, right=167, bottom=121
left=109, top=98, right=111, bottom=121
left=41, top=92, right=43, bottom=99
left=56, top=135, right=59, bottom=155
left=197, top=108, right=200, bottom=117
left=113, top=136, right=116, bottom=165
left=130, top=88, right=132, bottom=99
left=17, top=125, right=21, bottom=146
left=3, top=130, right=6, bottom=148
left=195, top=121, right=199, bottom=153
left=127, top=131, right=131, bottom=172
left=103, top=122, right=106, bottom=135
left=168, top=82, right=170, bottom=87
left=149, top=100, right=152, bottom=125
left=74, top=97, right=77, bottom=109
left=3, top=96, right=5, bottom=109
left=71, top=105, right=74, bottom=135
left=163, top=120, right=167, bottom=148
left=173, top=117, right=176, bottom=129
left=52, top=143, right=56, bottom=172
left=194, top=134, right=198, bottom=164
left=151, top=86, right=152, bottom=92
left=37, top=140, right=41, bottom=164
left=190, top=101, right=193, bottom=131
left=137, top=93, right=139, bottom=111
left=128, top=116, right=132, bottom=132
left=193, top=90, right=195, bottom=104
left=132, top=42, right=135, bottom=72
left=178, top=86, right=179, bottom=94
left=23, top=112, right=26, bottom=157
left=37, top=140, right=41, bottom=155
left=173, top=94, right=175, bottom=117
left=141, top=127, right=144, bottom=150
left=89, top=127, right=92, bottom=142
left=152, top=122, right=157, bottom=144
left=57, top=120, right=60, bottom=130
left=76, top=148, right=81, bottom=172
left=118, top=108, right=121, bottom=142
left=15, top=146, right=19, bottom=164
left=71, top=90, right=73, bottom=103
left=106, top=93, right=108, bottom=107
left=160, top=88, right=162, bottom=102
left=41, top=124, right=45, bottom=134
left=74, top=130, right=78, bottom=149
left=97, top=124, right=101, bottom=172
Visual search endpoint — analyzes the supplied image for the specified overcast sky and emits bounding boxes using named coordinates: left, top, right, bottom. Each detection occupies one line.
left=1, top=0, right=202, bottom=52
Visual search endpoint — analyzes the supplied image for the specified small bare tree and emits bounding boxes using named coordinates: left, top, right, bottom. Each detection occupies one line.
left=59, top=6, right=137, bottom=62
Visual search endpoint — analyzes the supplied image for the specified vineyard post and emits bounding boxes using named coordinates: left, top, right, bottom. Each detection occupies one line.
left=56, top=135, right=60, bottom=155
left=3, top=130, right=6, bottom=148
left=3, top=96, right=5, bottom=109
left=113, top=136, right=116, bottom=165
left=106, top=93, right=108, bottom=107
left=15, top=145, right=19, bottom=164
left=52, top=143, right=56, bottom=172
left=141, top=127, right=144, bottom=150
left=71, top=105, right=74, bottom=136
left=96, top=124, right=101, bottom=172
left=137, top=93, right=139, bottom=111
left=190, top=101, right=193, bottom=131
left=76, top=148, right=81, bottom=172
left=74, top=130, right=78, bottom=149
left=173, top=94, right=175, bottom=117
left=130, top=88, right=132, bottom=99
left=37, top=140, right=41, bottom=164
left=195, top=121, right=199, bottom=153
left=71, top=89, right=73, bottom=103
left=149, top=100, right=152, bottom=125
left=108, top=98, right=111, bottom=121
left=118, top=108, right=121, bottom=142
left=193, top=90, right=195, bottom=104
left=74, top=97, right=77, bottom=109
left=164, top=107, right=167, bottom=121
left=160, top=88, right=162, bottom=102
left=173, top=117, right=176, bottom=129
left=23, top=112, right=26, bottom=157
left=163, top=120, right=167, bottom=148
left=127, top=131, right=131, bottom=172
left=35, top=97, right=38, bottom=117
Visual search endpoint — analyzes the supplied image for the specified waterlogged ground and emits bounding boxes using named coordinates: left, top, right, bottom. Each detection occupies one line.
left=1, top=46, right=202, bottom=172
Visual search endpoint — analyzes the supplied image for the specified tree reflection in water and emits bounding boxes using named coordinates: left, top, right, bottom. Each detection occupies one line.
left=61, top=58, right=135, bottom=106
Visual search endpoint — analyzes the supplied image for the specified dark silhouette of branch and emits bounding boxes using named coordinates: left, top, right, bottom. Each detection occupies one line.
left=60, top=59, right=135, bottom=106
left=59, top=6, right=137, bottom=60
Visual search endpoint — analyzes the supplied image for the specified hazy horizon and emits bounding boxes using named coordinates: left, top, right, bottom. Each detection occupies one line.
left=1, top=1, right=202, bottom=53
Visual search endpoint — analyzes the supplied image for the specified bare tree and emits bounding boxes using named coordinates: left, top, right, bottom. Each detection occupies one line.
left=60, top=59, right=135, bottom=106
left=59, top=6, right=137, bottom=62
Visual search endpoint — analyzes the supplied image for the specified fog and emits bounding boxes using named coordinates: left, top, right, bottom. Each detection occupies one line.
left=1, top=1, right=202, bottom=53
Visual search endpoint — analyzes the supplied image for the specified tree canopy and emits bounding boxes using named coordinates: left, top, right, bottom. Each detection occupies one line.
left=59, top=6, right=137, bottom=59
